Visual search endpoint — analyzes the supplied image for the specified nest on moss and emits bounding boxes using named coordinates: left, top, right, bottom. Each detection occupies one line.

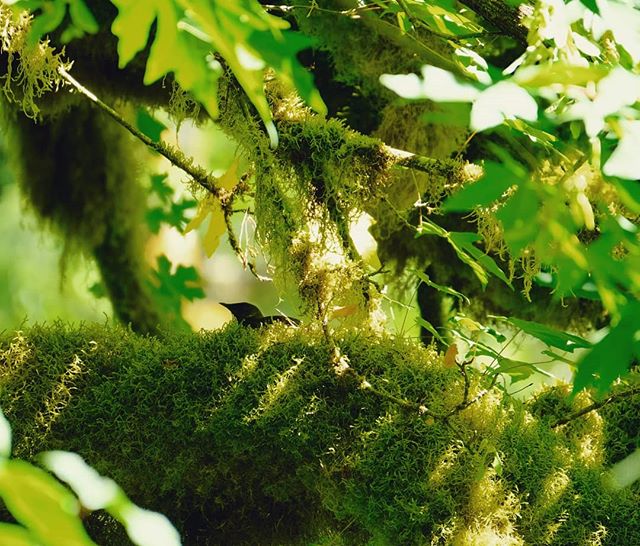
left=0, top=323, right=638, bottom=545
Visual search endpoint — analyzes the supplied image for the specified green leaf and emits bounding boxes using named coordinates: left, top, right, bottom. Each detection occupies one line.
left=573, top=300, right=640, bottom=394
left=110, top=0, right=222, bottom=118
left=68, top=0, right=98, bottom=34
left=493, top=357, right=554, bottom=382
left=0, top=459, right=96, bottom=546
left=0, top=523, right=39, bottom=546
left=88, top=281, right=107, bottom=299
left=495, top=316, right=592, bottom=352
left=146, top=199, right=197, bottom=233
left=579, top=0, right=599, bottom=14
left=446, top=235, right=488, bottom=287
left=416, top=317, right=446, bottom=346
left=450, top=232, right=512, bottom=288
left=28, top=0, right=67, bottom=43
left=153, top=255, right=205, bottom=302
left=147, top=255, right=205, bottom=329
left=495, top=183, right=539, bottom=255
left=416, top=220, right=509, bottom=287
left=416, top=270, right=470, bottom=305
left=110, top=1, right=158, bottom=67
left=246, top=29, right=326, bottom=116
left=450, top=315, right=507, bottom=343
left=541, top=349, right=577, bottom=366
left=611, top=178, right=640, bottom=214
left=513, top=63, right=606, bottom=88
left=136, top=110, right=168, bottom=143
left=149, top=174, right=173, bottom=203
left=442, top=162, right=516, bottom=212
left=41, top=453, right=181, bottom=546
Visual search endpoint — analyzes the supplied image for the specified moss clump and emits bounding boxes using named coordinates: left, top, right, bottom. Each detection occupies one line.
left=0, top=6, right=73, bottom=118
left=217, top=80, right=394, bottom=327
left=0, top=323, right=638, bottom=545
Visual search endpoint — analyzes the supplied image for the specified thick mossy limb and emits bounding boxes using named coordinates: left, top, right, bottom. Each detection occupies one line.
left=8, top=106, right=163, bottom=333
left=0, top=324, right=638, bottom=545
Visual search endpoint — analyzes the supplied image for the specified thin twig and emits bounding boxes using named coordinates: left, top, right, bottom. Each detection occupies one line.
left=57, top=66, right=225, bottom=201
left=552, top=386, right=640, bottom=428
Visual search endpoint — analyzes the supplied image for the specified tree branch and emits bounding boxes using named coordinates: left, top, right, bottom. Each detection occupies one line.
left=457, top=0, right=531, bottom=46
left=57, top=67, right=226, bottom=202
left=552, top=386, right=640, bottom=428
left=59, top=66, right=477, bottom=205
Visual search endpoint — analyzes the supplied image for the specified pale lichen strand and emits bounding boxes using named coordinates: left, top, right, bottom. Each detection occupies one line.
left=215, top=80, right=398, bottom=328
left=0, top=7, right=71, bottom=118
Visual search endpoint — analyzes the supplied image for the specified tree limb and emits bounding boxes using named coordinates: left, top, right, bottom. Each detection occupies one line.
left=458, top=0, right=531, bottom=46
left=57, top=66, right=227, bottom=202
left=552, top=386, right=640, bottom=428
left=59, top=66, right=477, bottom=203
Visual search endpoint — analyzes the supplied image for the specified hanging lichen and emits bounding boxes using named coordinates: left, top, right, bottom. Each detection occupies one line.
left=0, top=6, right=72, bottom=118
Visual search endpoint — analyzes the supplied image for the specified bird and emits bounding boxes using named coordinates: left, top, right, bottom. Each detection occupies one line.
left=219, top=302, right=300, bottom=328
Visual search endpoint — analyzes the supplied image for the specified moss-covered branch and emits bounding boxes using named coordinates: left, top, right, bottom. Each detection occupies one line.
left=1, top=324, right=639, bottom=545
left=458, top=0, right=531, bottom=46
left=57, top=67, right=226, bottom=201
left=552, top=385, right=640, bottom=428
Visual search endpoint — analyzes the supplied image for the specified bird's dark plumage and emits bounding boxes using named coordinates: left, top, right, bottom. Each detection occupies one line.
left=219, top=302, right=299, bottom=328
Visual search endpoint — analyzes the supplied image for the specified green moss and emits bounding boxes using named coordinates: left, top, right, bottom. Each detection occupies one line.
left=217, top=80, right=392, bottom=325
left=0, top=323, right=638, bottom=545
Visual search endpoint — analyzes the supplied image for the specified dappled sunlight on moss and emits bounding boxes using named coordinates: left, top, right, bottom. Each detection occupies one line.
left=428, top=442, right=464, bottom=488
left=0, top=323, right=639, bottom=544
left=33, top=352, right=87, bottom=442
left=459, top=390, right=508, bottom=439
left=247, top=359, right=303, bottom=423
left=462, top=470, right=522, bottom=543
left=534, top=468, right=570, bottom=514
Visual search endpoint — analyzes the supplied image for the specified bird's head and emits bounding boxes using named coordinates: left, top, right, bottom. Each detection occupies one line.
left=219, top=302, right=264, bottom=321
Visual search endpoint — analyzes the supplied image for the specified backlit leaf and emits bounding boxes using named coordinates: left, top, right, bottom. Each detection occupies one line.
left=603, top=120, right=640, bottom=180
left=573, top=300, right=640, bottom=394
left=494, top=316, right=592, bottom=352
left=443, top=161, right=516, bottom=212
left=68, top=0, right=98, bottom=33
left=40, top=451, right=119, bottom=511
left=0, top=523, right=38, bottom=546
left=0, top=460, right=95, bottom=546
left=202, top=206, right=226, bottom=258
left=450, top=232, right=512, bottom=288
left=471, top=81, right=537, bottom=132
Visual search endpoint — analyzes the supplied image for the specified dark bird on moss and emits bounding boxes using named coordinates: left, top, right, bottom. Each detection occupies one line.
left=220, top=302, right=300, bottom=328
